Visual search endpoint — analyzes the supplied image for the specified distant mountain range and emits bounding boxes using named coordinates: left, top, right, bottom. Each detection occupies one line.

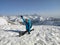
left=2, top=15, right=60, bottom=26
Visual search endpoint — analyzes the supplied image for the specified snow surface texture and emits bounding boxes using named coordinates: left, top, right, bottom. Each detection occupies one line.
left=0, top=16, right=60, bottom=45
left=0, top=17, right=8, bottom=25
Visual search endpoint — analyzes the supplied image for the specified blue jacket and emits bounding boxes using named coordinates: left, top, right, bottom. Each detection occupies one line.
left=22, top=17, right=32, bottom=30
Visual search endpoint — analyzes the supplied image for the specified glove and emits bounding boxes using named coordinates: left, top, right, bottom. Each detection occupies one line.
left=20, top=16, right=23, bottom=18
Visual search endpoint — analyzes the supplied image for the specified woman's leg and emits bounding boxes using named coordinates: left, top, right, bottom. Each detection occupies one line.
left=26, top=29, right=30, bottom=34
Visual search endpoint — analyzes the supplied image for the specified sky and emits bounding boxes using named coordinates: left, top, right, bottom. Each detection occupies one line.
left=0, top=0, right=60, bottom=18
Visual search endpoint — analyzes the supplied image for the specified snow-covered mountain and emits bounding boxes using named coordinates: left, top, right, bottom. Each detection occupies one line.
left=0, top=17, right=8, bottom=25
left=0, top=15, right=60, bottom=45
left=2, top=15, right=60, bottom=26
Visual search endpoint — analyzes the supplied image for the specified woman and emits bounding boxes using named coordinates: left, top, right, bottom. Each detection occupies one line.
left=21, top=16, right=32, bottom=34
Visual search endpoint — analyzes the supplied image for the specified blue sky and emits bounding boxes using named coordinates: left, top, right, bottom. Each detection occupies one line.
left=0, top=0, right=60, bottom=17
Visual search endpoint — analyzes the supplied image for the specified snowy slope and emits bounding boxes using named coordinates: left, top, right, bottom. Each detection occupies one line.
left=0, top=16, right=60, bottom=45
left=0, top=17, right=8, bottom=25
left=0, top=24, right=60, bottom=45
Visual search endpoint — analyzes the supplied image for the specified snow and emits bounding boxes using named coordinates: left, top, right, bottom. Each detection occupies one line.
left=0, top=17, right=8, bottom=25
left=0, top=16, right=60, bottom=45
left=0, top=25, right=60, bottom=45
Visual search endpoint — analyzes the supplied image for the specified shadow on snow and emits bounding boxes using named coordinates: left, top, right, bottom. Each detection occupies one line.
left=4, top=30, right=26, bottom=37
